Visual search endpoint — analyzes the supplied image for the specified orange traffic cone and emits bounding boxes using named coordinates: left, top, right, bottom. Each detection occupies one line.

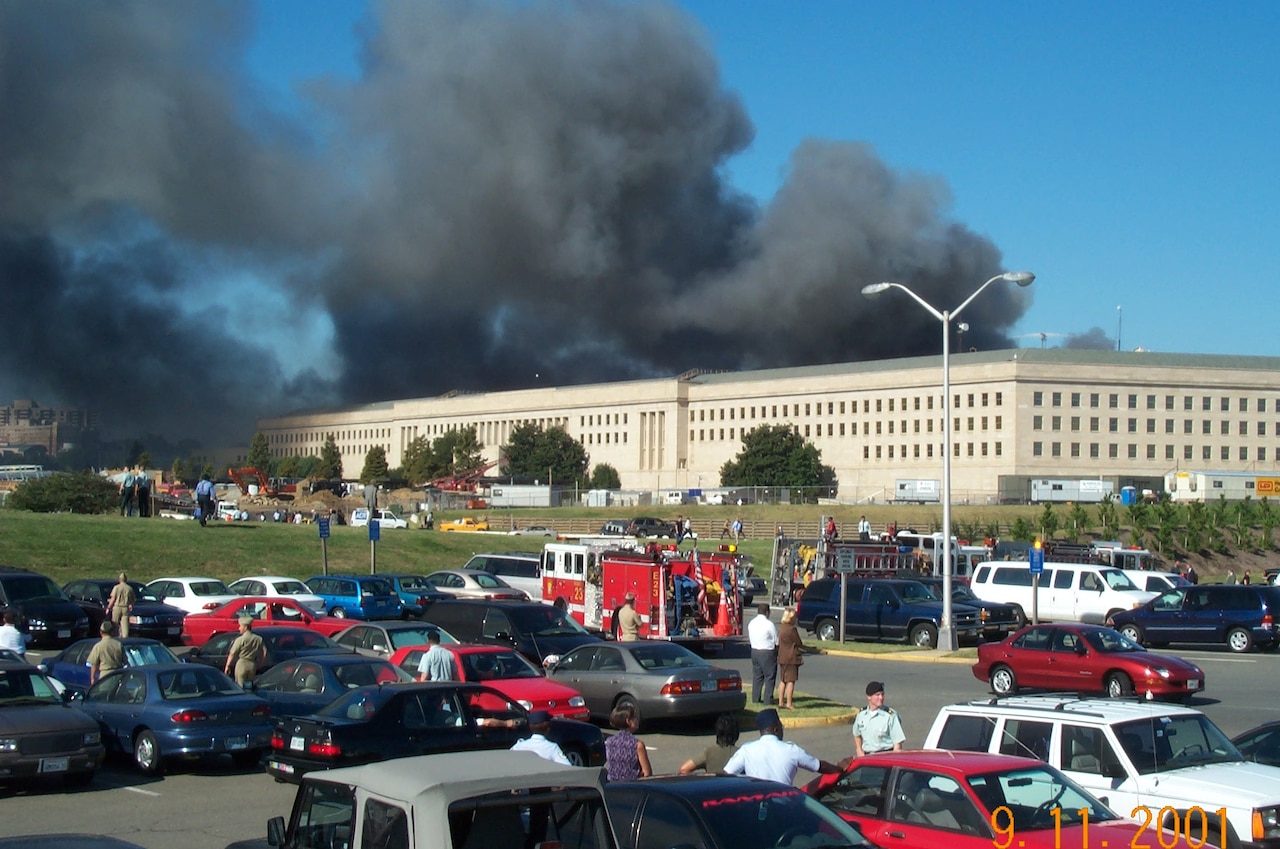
left=714, top=591, right=731, bottom=637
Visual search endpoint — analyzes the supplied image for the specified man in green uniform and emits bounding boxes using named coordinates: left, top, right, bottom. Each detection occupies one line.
left=224, top=613, right=266, bottom=687
left=852, top=680, right=905, bottom=758
left=106, top=572, right=137, bottom=637
left=87, top=620, right=126, bottom=685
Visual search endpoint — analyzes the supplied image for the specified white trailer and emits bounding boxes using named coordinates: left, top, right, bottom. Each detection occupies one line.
left=1029, top=479, right=1114, bottom=503
left=1165, top=470, right=1280, bottom=502
left=894, top=479, right=940, bottom=503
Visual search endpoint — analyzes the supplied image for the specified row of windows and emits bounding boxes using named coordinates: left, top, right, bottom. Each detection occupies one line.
left=582, top=432, right=627, bottom=445
left=690, top=417, right=1007, bottom=442
left=1032, top=392, right=1280, bottom=413
left=1032, top=417, right=1280, bottom=436
left=691, top=392, right=1005, bottom=423
left=1032, top=443, right=1280, bottom=462
left=860, top=443, right=1004, bottom=460
left=272, top=427, right=390, bottom=445
left=581, top=414, right=626, bottom=427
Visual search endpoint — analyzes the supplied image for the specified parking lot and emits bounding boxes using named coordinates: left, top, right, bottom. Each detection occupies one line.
left=4, top=641, right=1280, bottom=848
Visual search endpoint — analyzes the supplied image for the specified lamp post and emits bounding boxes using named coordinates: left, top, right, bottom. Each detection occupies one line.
left=862, top=271, right=1035, bottom=650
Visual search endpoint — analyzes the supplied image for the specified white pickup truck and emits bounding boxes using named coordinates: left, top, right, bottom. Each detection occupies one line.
left=260, top=750, right=611, bottom=849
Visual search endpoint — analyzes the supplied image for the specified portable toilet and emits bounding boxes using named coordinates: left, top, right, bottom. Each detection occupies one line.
left=1120, top=485, right=1137, bottom=505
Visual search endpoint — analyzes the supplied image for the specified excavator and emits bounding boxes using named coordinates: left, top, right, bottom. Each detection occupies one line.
left=228, top=467, right=297, bottom=500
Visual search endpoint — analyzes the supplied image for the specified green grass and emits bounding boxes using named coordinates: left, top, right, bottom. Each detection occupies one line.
left=736, top=691, right=856, bottom=724
left=0, top=511, right=549, bottom=586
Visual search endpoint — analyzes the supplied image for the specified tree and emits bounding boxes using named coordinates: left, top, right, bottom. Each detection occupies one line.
left=359, top=446, right=389, bottom=484
left=400, top=436, right=435, bottom=485
left=8, top=473, right=119, bottom=514
left=719, top=426, right=836, bottom=498
left=500, top=424, right=588, bottom=485
left=588, top=463, right=621, bottom=490
left=436, top=426, right=484, bottom=472
left=137, top=450, right=151, bottom=470
left=1038, top=503, right=1060, bottom=542
left=1066, top=503, right=1091, bottom=540
left=171, top=458, right=186, bottom=485
left=316, top=434, right=343, bottom=481
left=247, top=431, right=273, bottom=474
left=201, top=463, right=215, bottom=481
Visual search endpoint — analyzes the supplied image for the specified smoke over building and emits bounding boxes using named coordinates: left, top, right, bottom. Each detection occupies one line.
left=0, top=0, right=1031, bottom=444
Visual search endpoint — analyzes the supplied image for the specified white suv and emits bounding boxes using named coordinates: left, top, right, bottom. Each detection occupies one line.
left=924, top=694, right=1280, bottom=849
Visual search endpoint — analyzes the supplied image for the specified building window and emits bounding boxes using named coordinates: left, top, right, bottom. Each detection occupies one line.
left=1221, top=421, right=1230, bottom=435
left=995, top=392, right=1003, bottom=406
left=1090, top=393, right=1100, bottom=408
left=1128, top=394, right=1138, bottom=409
left=1147, top=444, right=1157, bottom=459
left=888, top=445, right=894, bottom=458
left=1146, top=419, right=1156, bottom=434
left=967, top=443, right=975, bottom=457
left=913, top=444, right=920, bottom=458
left=875, top=422, right=882, bottom=435
left=981, top=442, right=989, bottom=456
left=1051, top=416, right=1061, bottom=430
left=840, top=423, right=846, bottom=436
left=1184, top=445, right=1193, bottom=460
left=1109, top=394, right=1119, bottom=409
left=1070, top=416, right=1080, bottom=431
left=1033, top=442, right=1042, bottom=456
left=1260, top=447, right=1268, bottom=462
left=1109, top=418, right=1119, bottom=433
left=1071, top=392, right=1081, bottom=407
left=1203, top=420, right=1212, bottom=434
left=968, top=393, right=975, bottom=408
left=1090, top=417, right=1100, bottom=432
left=1033, top=391, right=1043, bottom=407
left=1221, top=446, right=1230, bottom=460
left=1128, top=444, right=1137, bottom=459
left=995, top=416, right=1003, bottom=430
left=982, top=393, right=989, bottom=406
left=1165, top=419, right=1174, bottom=434
left=1239, top=421, right=1248, bottom=436
left=982, top=416, right=990, bottom=431
left=1032, top=415, right=1043, bottom=431
left=1220, top=398, right=1230, bottom=412
left=1051, top=442, right=1061, bottom=457
left=1260, top=422, right=1268, bottom=437
left=967, top=417, right=975, bottom=431
left=994, top=442, right=1002, bottom=456
left=1183, top=396, right=1193, bottom=411
left=1147, top=395, right=1156, bottom=410
left=1241, top=446, right=1249, bottom=461
left=1109, top=444, right=1118, bottom=458
left=876, top=400, right=882, bottom=413
left=1052, top=392, right=1062, bottom=407
left=863, top=446, right=870, bottom=459
left=1202, top=446, right=1212, bottom=460
left=1090, top=443, right=1099, bottom=458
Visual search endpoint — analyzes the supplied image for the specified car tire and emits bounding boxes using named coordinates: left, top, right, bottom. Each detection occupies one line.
left=562, top=743, right=588, bottom=767
left=134, top=729, right=164, bottom=775
left=910, top=623, right=938, bottom=649
left=1227, top=627, right=1254, bottom=653
left=1105, top=671, right=1133, bottom=698
left=990, top=665, right=1018, bottom=696
left=613, top=694, right=643, bottom=733
left=329, top=608, right=347, bottom=619
left=1119, top=624, right=1144, bottom=644
left=815, top=619, right=838, bottom=642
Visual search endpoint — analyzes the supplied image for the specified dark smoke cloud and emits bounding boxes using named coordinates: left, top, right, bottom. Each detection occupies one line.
left=1064, top=327, right=1116, bottom=350
left=0, top=0, right=1038, bottom=445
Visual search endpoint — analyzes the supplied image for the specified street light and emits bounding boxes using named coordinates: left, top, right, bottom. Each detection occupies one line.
left=862, top=271, right=1035, bottom=650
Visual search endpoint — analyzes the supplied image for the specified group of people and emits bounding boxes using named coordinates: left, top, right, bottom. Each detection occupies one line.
left=747, top=602, right=806, bottom=709
left=673, top=516, right=695, bottom=543
left=118, top=467, right=153, bottom=517
left=719, top=517, right=744, bottom=542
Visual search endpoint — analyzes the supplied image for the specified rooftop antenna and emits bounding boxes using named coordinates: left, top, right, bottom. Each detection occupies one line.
left=1116, top=305, right=1122, bottom=352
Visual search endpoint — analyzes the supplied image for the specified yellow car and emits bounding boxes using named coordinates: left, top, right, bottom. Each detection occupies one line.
left=439, top=517, right=489, bottom=532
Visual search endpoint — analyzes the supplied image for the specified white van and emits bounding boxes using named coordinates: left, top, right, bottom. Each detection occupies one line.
left=969, top=560, right=1157, bottom=624
left=1121, top=569, right=1189, bottom=594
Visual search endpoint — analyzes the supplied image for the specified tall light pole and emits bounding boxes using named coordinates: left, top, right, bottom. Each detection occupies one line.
left=862, top=271, right=1035, bottom=650
left=1116, top=305, right=1122, bottom=352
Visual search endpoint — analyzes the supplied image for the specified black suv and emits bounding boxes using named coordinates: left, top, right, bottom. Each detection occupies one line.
left=424, top=600, right=601, bottom=662
left=626, top=517, right=675, bottom=538
left=1109, top=583, right=1280, bottom=652
left=0, top=567, right=90, bottom=647
left=915, top=577, right=1022, bottom=638
left=796, top=577, right=982, bottom=648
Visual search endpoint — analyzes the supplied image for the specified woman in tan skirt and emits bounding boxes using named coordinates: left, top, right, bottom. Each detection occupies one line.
left=776, top=607, right=804, bottom=709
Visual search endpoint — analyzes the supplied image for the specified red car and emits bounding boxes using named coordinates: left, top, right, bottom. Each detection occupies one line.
left=388, top=643, right=589, bottom=721
left=182, top=597, right=352, bottom=645
left=973, top=623, right=1205, bottom=699
left=804, top=749, right=1201, bottom=849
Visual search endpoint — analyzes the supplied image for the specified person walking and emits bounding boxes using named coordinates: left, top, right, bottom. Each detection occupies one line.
left=416, top=630, right=458, bottom=682
left=616, top=592, right=641, bottom=642
left=853, top=681, right=905, bottom=758
left=775, top=608, right=805, bottom=709
left=88, top=620, right=126, bottom=685
left=106, top=572, right=137, bottom=638
left=224, top=614, right=267, bottom=687
left=119, top=468, right=136, bottom=517
left=195, top=472, right=216, bottom=527
left=605, top=702, right=651, bottom=781
left=731, top=517, right=743, bottom=543
left=747, top=602, right=778, bottom=705
left=510, top=710, right=570, bottom=765
left=679, top=713, right=741, bottom=774
left=723, top=708, right=840, bottom=785
left=0, top=610, right=28, bottom=659
left=721, top=519, right=732, bottom=539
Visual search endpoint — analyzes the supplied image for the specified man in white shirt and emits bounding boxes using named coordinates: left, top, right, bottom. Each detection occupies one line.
left=858, top=515, right=872, bottom=541
left=723, top=708, right=839, bottom=785
left=0, top=610, right=27, bottom=658
left=747, top=603, right=778, bottom=705
left=510, top=710, right=570, bottom=765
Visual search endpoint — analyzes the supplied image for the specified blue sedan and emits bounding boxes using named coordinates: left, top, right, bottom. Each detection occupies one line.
left=248, top=654, right=414, bottom=717
left=78, top=662, right=272, bottom=775
left=40, top=638, right=179, bottom=694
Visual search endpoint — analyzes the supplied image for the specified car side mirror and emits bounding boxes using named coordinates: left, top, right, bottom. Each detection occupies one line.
left=267, top=816, right=287, bottom=847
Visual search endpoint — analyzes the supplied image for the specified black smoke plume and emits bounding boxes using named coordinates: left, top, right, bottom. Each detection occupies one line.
left=0, top=0, right=1034, bottom=445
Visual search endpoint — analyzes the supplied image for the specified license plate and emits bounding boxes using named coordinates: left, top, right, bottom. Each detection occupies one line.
left=290, top=735, right=305, bottom=751
left=701, top=680, right=716, bottom=692
left=167, top=626, right=181, bottom=634
left=225, top=735, right=249, bottom=751
left=1187, top=680, right=1200, bottom=690
left=268, top=760, right=295, bottom=775
left=57, top=630, right=71, bottom=639
left=39, top=757, right=69, bottom=773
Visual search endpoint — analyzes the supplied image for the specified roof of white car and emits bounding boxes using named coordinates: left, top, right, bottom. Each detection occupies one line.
left=232, top=576, right=309, bottom=584
left=947, top=693, right=1202, bottom=723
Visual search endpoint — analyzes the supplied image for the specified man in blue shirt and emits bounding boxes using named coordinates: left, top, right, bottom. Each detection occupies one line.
left=194, top=473, right=216, bottom=527
left=723, top=708, right=840, bottom=785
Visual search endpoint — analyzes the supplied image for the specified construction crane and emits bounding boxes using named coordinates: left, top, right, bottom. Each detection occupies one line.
left=425, top=461, right=497, bottom=492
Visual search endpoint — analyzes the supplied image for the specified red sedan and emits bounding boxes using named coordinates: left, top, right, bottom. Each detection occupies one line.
left=973, top=623, right=1205, bottom=699
left=182, top=597, right=352, bottom=645
left=804, top=749, right=1200, bottom=849
left=388, top=643, right=589, bottom=721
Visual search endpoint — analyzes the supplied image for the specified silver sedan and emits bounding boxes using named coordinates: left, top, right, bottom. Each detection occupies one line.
left=424, top=569, right=529, bottom=601
left=546, top=641, right=744, bottom=730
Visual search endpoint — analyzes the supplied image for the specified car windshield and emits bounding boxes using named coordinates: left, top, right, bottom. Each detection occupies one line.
left=0, top=667, right=62, bottom=705
left=898, top=582, right=935, bottom=603
left=508, top=605, right=592, bottom=637
left=471, top=573, right=510, bottom=589
left=390, top=626, right=458, bottom=647
left=971, top=765, right=1117, bottom=831
left=128, top=582, right=165, bottom=603
left=1100, top=569, right=1139, bottom=591
left=629, top=643, right=707, bottom=670
left=318, top=685, right=399, bottom=718
left=266, top=631, right=339, bottom=650
left=1115, top=714, right=1243, bottom=773
left=362, top=579, right=394, bottom=595
left=330, top=662, right=409, bottom=688
left=461, top=649, right=541, bottom=680
left=1082, top=628, right=1144, bottom=653
left=693, top=785, right=871, bottom=849
left=191, top=580, right=231, bottom=596
left=125, top=644, right=179, bottom=666
left=271, top=581, right=311, bottom=594
left=157, top=667, right=241, bottom=699
left=1, top=575, right=67, bottom=602
left=395, top=576, right=432, bottom=591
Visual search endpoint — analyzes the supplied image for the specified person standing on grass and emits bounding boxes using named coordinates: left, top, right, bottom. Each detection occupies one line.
left=119, top=468, right=136, bottom=517
left=195, top=472, right=216, bottom=527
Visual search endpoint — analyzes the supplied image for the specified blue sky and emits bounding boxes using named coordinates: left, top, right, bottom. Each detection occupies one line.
left=245, top=0, right=1280, bottom=358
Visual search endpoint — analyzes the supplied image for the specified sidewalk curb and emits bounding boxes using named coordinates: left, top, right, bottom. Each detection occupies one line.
left=781, top=710, right=858, bottom=729
left=815, top=647, right=974, bottom=665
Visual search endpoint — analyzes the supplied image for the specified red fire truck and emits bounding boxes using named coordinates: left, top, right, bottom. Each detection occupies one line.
left=540, top=541, right=745, bottom=647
